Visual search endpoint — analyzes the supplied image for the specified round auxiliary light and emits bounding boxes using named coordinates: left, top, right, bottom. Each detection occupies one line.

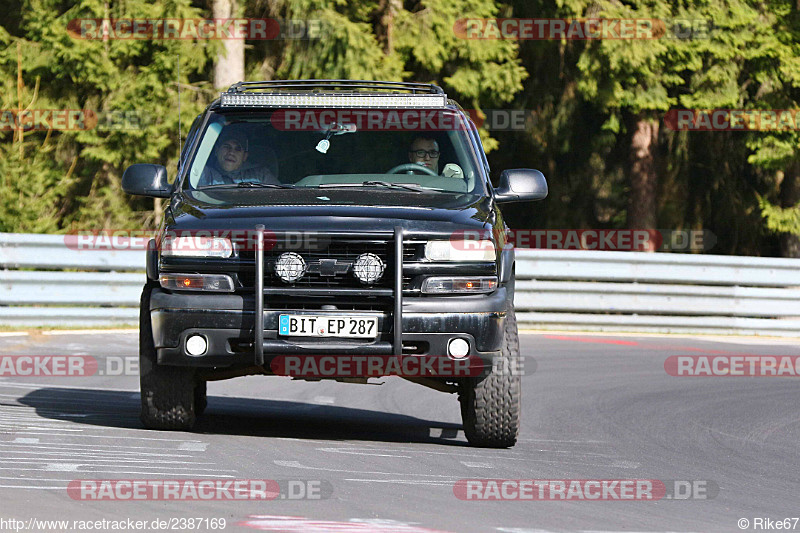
left=186, top=335, right=207, bottom=357
left=352, top=253, right=385, bottom=284
left=448, top=338, right=470, bottom=358
left=275, top=252, right=306, bottom=283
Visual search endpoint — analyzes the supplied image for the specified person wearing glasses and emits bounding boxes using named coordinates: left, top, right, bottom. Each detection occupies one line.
left=408, top=136, right=441, bottom=174
left=198, top=129, right=278, bottom=186
left=406, top=136, right=463, bottom=179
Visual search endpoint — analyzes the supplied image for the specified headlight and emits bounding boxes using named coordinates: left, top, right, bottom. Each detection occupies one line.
left=421, top=276, right=498, bottom=294
left=161, top=235, right=233, bottom=258
left=424, top=240, right=495, bottom=261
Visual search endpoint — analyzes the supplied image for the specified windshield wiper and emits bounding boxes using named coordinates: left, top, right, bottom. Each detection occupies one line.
left=318, top=181, right=424, bottom=192
left=199, top=182, right=296, bottom=190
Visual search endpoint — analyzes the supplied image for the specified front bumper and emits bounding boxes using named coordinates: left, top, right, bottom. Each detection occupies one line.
left=149, top=287, right=508, bottom=370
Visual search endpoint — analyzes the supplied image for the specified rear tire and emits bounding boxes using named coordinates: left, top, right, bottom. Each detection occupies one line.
left=460, top=303, right=521, bottom=448
left=139, top=284, right=197, bottom=430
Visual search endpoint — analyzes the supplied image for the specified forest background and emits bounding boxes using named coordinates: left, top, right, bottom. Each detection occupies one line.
left=2, top=0, right=800, bottom=257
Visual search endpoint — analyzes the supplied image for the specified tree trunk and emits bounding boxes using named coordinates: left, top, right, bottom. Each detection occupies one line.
left=213, top=0, right=245, bottom=90
left=627, top=114, right=659, bottom=250
left=779, top=162, right=800, bottom=258
left=374, top=0, right=401, bottom=55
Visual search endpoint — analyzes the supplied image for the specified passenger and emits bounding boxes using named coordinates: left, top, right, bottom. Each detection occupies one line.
left=407, top=136, right=462, bottom=178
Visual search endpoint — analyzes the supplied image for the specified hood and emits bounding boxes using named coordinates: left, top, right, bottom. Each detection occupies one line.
left=165, top=188, right=495, bottom=234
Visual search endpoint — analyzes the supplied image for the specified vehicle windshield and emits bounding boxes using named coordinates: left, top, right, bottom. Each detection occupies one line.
left=183, top=108, right=486, bottom=195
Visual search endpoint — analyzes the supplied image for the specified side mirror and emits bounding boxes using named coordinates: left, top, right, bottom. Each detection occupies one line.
left=122, top=164, right=172, bottom=198
left=494, top=169, right=548, bottom=203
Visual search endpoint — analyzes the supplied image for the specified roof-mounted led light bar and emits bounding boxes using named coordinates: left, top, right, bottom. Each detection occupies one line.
left=219, top=92, right=448, bottom=109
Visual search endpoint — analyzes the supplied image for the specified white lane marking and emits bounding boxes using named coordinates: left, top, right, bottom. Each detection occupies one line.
left=460, top=461, right=493, bottom=468
left=2, top=432, right=207, bottom=442
left=516, top=438, right=607, bottom=443
left=0, top=397, right=135, bottom=408
left=6, top=423, right=194, bottom=435
left=0, top=381, right=137, bottom=391
left=0, top=458, right=218, bottom=465
left=497, top=530, right=700, bottom=533
left=345, top=479, right=455, bottom=486
left=0, top=485, right=64, bottom=490
left=0, top=409, right=94, bottom=416
left=0, top=417, right=80, bottom=426
left=0, top=417, right=78, bottom=425
left=70, top=471, right=236, bottom=477
left=496, top=529, right=561, bottom=533
left=0, top=442, right=186, bottom=452
left=316, top=447, right=412, bottom=458
left=0, top=449, right=195, bottom=458
left=178, top=442, right=208, bottom=451
left=0, top=476, right=90, bottom=481
left=45, top=463, right=79, bottom=471
left=302, top=445, right=621, bottom=464
left=41, top=329, right=137, bottom=335
left=312, top=396, right=335, bottom=404
left=0, top=426, right=83, bottom=432
left=274, top=437, right=359, bottom=445
left=428, top=428, right=460, bottom=438
left=0, top=332, right=29, bottom=337
left=274, top=460, right=459, bottom=478
left=0, top=466, right=236, bottom=475
left=240, top=515, right=450, bottom=533
left=310, top=445, right=530, bottom=460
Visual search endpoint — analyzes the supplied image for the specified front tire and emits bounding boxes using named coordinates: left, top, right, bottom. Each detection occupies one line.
left=139, top=284, right=197, bottom=430
left=459, top=303, right=521, bottom=448
left=194, top=381, right=207, bottom=416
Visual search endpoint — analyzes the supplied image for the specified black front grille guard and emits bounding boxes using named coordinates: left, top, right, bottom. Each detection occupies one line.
left=253, top=226, right=406, bottom=365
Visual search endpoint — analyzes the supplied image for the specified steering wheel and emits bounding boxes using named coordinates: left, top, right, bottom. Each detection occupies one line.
left=386, top=163, right=438, bottom=176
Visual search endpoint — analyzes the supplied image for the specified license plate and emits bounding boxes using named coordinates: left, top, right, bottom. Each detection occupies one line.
left=278, top=314, right=378, bottom=338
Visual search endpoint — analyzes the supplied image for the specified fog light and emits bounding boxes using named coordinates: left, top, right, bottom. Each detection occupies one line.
left=275, top=252, right=306, bottom=283
left=448, top=338, right=470, bottom=358
left=353, top=253, right=385, bottom=284
left=186, top=335, right=207, bottom=356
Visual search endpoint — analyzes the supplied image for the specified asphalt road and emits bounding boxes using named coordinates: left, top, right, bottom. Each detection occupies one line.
left=0, top=330, right=798, bottom=533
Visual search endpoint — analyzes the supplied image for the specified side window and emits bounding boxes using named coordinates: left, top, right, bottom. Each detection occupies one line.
left=177, top=114, right=203, bottom=181
left=465, top=117, right=491, bottom=182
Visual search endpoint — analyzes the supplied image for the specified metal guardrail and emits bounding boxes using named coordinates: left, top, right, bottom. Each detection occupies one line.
left=1, top=233, right=799, bottom=335
left=514, top=250, right=800, bottom=336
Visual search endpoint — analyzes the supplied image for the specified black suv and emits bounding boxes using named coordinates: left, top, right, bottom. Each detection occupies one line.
left=122, top=80, right=547, bottom=448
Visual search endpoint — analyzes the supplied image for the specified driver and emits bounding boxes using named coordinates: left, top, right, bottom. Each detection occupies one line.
left=198, top=129, right=278, bottom=186
left=408, top=137, right=440, bottom=174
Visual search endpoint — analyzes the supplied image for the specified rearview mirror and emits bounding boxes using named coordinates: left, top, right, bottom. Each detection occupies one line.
left=122, top=164, right=172, bottom=198
left=494, top=169, right=548, bottom=203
